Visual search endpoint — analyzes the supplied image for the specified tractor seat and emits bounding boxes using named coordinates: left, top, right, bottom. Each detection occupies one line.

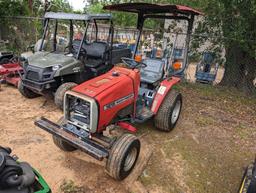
left=140, top=59, right=165, bottom=84
left=84, top=42, right=110, bottom=68
left=202, top=52, right=214, bottom=73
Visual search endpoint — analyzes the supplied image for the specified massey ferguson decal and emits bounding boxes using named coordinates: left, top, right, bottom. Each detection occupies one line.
left=104, top=94, right=134, bottom=110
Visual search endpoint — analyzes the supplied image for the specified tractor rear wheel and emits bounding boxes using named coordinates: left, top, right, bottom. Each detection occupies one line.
left=106, top=133, right=140, bottom=180
left=154, top=90, right=182, bottom=132
left=52, top=117, right=77, bottom=152
left=18, top=80, right=40, bottom=99
left=54, top=82, right=77, bottom=110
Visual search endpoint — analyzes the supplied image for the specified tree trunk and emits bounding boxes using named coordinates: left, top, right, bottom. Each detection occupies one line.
left=220, top=42, right=256, bottom=95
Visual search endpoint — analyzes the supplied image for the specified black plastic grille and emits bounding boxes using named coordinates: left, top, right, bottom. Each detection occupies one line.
left=26, top=71, right=40, bottom=81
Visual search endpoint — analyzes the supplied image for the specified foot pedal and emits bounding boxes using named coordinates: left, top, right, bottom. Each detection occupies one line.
left=135, top=107, right=154, bottom=122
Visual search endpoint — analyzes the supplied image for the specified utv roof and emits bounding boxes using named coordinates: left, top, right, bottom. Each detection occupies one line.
left=104, top=3, right=202, bottom=16
left=44, top=12, right=112, bottom=21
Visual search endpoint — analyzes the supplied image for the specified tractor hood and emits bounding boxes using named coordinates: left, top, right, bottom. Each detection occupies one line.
left=27, top=52, right=77, bottom=68
left=72, top=67, right=140, bottom=99
left=71, top=66, right=140, bottom=131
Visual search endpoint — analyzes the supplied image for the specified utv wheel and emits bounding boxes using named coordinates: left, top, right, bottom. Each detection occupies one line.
left=18, top=80, right=40, bottom=99
left=154, top=90, right=182, bottom=132
left=52, top=117, right=77, bottom=152
left=54, top=82, right=77, bottom=110
left=106, top=133, right=140, bottom=180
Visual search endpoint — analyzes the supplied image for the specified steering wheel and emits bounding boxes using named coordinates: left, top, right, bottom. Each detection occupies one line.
left=121, top=57, right=147, bottom=69
left=65, top=44, right=87, bottom=57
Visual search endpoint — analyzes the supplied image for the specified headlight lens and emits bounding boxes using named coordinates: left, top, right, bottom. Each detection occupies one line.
left=22, top=60, right=29, bottom=70
left=52, top=64, right=62, bottom=71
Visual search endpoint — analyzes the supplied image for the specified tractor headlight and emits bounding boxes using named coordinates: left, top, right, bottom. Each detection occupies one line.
left=52, top=64, right=62, bottom=71
left=64, top=91, right=98, bottom=133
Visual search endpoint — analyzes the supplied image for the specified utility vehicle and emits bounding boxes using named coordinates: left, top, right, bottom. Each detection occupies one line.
left=19, top=12, right=131, bottom=109
left=35, top=3, right=201, bottom=180
left=0, top=146, right=50, bottom=193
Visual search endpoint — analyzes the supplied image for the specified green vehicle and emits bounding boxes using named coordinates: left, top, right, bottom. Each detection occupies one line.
left=0, top=146, right=51, bottom=193
left=18, top=12, right=131, bottom=109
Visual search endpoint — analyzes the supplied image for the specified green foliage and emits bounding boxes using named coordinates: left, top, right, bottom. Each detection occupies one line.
left=47, top=0, right=73, bottom=13
left=0, top=0, right=30, bottom=16
left=86, top=1, right=162, bottom=28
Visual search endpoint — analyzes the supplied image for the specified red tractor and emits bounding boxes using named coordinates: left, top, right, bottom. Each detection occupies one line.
left=35, top=3, right=201, bottom=180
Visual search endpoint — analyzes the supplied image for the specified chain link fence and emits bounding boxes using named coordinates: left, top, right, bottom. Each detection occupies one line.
left=0, top=16, right=255, bottom=95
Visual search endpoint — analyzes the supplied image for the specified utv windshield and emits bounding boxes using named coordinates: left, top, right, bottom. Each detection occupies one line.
left=41, top=19, right=86, bottom=53
left=39, top=13, right=113, bottom=58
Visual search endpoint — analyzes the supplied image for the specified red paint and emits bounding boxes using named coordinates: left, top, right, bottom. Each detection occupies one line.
left=72, top=66, right=140, bottom=133
left=0, top=63, right=22, bottom=87
left=117, top=122, right=137, bottom=133
left=151, top=76, right=180, bottom=114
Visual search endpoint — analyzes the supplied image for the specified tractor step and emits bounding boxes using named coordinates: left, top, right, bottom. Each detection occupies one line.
left=35, top=117, right=109, bottom=161
left=135, top=106, right=154, bottom=123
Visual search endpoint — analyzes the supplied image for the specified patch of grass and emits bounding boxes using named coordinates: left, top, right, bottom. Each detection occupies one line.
left=60, top=180, right=90, bottom=193
left=195, top=116, right=215, bottom=127
left=235, top=124, right=256, bottom=139
left=180, top=82, right=256, bottom=101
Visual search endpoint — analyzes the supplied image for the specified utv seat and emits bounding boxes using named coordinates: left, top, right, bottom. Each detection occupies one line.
left=140, top=59, right=165, bottom=84
left=84, top=42, right=110, bottom=68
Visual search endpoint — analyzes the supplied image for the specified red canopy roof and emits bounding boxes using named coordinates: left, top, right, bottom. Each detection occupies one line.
left=104, top=3, right=202, bottom=16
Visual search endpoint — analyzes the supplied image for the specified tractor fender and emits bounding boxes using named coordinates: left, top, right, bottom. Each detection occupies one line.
left=151, top=76, right=180, bottom=114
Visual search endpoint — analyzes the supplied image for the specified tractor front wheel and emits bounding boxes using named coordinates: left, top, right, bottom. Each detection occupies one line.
left=154, top=90, right=182, bottom=132
left=106, top=133, right=140, bottom=180
left=54, top=82, right=77, bottom=110
left=52, top=136, right=77, bottom=152
left=18, top=80, right=40, bottom=99
left=52, top=116, right=77, bottom=152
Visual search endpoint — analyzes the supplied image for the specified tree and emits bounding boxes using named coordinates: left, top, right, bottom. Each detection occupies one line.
left=200, top=0, right=256, bottom=94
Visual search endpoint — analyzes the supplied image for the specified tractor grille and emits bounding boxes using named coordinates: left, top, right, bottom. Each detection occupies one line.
left=26, top=71, right=40, bottom=81
left=65, top=91, right=99, bottom=133
left=69, top=96, right=91, bottom=126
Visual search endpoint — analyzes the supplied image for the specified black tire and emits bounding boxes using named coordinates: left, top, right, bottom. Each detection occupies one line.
left=52, top=117, right=77, bottom=152
left=154, top=90, right=182, bottom=132
left=106, top=133, right=140, bottom=180
left=52, top=136, right=77, bottom=152
left=54, top=82, right=77, bottom=110
left=18, top=80, right=40, bottom=99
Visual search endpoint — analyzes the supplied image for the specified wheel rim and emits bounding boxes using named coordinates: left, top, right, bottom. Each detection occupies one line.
left=124, top=147, right=138, bottom=172
left=171, top=100, right=181, bottom=124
